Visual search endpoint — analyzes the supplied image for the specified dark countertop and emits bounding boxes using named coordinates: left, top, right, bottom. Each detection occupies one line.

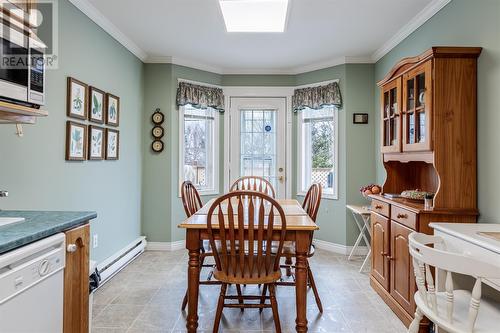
left=0, top=210, right=97, bottom=254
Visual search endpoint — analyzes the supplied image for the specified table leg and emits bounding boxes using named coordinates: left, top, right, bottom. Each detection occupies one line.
left=186, top=230, right=201, bottom=333
left=295, top=231, right=309, bottom=332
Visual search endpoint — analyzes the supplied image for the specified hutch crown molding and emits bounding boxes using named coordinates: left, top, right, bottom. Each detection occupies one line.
left=370, top=46, right=481, bottom=333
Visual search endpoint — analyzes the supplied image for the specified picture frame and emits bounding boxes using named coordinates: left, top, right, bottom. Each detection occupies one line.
left=353, top=113, right=369, bottom=124
left=88, top=125, right=105, bottom=160
left=106, top=93, right=120, bottom=126
left=67, top=77, right=88, bottom=120
left=65, top=121, right=87, bottom=161
left=88, top=86, right=105, bottom=123
left=105, top=128, right=120, bottom=160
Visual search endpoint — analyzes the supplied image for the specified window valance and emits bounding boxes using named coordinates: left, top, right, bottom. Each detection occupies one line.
left=176, top=82, right=225, bottom=112
left=292, top=82, right=342, bottom=112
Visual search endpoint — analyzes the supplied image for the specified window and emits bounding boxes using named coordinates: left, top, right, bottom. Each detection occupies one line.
left=179, top=104, right=219, bottom=195
left=298, top=106, right=338, bottom=199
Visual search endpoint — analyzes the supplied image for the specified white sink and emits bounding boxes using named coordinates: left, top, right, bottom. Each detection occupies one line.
left=0, top=217, right=25, bottom=227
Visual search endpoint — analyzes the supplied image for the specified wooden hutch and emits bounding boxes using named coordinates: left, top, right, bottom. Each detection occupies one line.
left=370, top=47, right=481, bottom=332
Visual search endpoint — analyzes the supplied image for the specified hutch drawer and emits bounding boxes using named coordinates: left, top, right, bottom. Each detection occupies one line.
left=391, top=205, right=417, bottom=230
left=371, top=199, right=390, bottom=218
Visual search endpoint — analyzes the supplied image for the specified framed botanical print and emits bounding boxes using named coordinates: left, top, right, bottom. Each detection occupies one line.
left=106, top=93, right=120, bottom=126
left=88, top=125, right=105, bottom=160
left=105, top=128, right=120, bottom=160
left=89, top=86, right=105, bottom=123
left=67, top=77, right=88, bottom=120
left=66, top=121, right=87, bottom=161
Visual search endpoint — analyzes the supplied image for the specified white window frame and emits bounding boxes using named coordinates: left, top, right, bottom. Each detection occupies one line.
left=179, top=105, right=220, bottom=196
left=296, top=106, right=339, bottom=200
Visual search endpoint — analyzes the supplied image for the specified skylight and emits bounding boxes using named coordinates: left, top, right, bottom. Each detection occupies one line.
left=219, top=0, right=289, bottom=33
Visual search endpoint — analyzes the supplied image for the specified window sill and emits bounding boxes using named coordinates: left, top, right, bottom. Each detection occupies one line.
left=296, top=191, right=338, bottom=200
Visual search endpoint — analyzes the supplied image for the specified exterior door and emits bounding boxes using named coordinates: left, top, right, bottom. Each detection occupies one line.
left=229, top=97, right=287, bottom=198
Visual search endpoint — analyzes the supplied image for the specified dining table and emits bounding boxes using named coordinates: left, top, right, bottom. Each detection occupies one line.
left=178, top=198, right=319, bottom=333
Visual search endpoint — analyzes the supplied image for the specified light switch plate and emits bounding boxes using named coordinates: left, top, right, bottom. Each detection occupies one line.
left=93, top=234, right=98, bottom=248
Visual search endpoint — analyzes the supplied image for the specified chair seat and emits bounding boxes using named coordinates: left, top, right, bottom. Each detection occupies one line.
left=213, top=255, right=282, bottom=284
left=271, top=241, right=315, bottom=257
left=415, top=289, right=500, bottom=333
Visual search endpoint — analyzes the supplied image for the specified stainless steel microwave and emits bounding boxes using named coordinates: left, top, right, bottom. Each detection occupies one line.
left=0, top=18, right=45, bottom=106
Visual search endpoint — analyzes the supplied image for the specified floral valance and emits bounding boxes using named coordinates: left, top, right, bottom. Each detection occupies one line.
left=292, top=82, right=342, bottom=112
left=176, top=82, right=225, bottom=112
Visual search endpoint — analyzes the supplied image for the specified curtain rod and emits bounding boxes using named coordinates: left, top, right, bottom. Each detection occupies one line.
left=177, top=78, right=223, bottom=89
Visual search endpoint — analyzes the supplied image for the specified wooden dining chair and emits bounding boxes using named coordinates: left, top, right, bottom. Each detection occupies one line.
left=277, top=183, right=323, bottom=312
left=207, top=191, right=287, bottom=333
left=230, top=176, right=276, bottom=198
left=408, top=232, right=500, bottom=333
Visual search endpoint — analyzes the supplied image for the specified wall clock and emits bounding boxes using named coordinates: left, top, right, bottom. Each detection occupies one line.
left=152, top=108, right=164, bottom=124
left=152, top=126, right=164, bottom=139
left=152, top=140, right=164, bottom=153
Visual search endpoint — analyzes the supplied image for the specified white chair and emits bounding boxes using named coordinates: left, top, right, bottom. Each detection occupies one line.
left=408, top=232, right=500, bottom=333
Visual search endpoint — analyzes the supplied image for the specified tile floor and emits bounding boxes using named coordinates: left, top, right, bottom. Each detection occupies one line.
left=92, top=249, right=407, bottom=333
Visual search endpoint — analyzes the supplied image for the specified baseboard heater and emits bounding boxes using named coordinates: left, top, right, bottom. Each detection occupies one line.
left=97, top=236, right=146, bottom=285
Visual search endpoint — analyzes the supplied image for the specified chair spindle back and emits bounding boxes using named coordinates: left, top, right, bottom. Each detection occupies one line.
left=181, top=181, right=203, bottom=218
left=409, top=232, right=500, bottom=331
left=230, top=176, right=276, bottom=198
left=206, top=191, right=287, bottom=279
left=302, top=183, right=322, bottom=222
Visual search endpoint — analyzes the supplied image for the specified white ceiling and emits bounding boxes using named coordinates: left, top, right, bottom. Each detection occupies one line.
left=76, top=0, right=449, bottom=74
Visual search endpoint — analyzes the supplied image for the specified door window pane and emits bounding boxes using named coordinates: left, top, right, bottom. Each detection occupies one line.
left=240, top=109, right=277, bottom=189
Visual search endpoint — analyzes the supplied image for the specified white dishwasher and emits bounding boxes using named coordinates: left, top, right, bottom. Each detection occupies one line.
left=0, top=233, right=65, bottom=333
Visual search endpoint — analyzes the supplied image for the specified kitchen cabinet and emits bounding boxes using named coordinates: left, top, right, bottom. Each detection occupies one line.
left=371, top=213, right=390, bottom=290
left=63, top=224, right=90, bottom=333
left=389, top=220, right=415, bottom=315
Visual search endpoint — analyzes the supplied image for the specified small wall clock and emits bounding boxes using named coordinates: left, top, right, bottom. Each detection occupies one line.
left=152, top=140, right=164, bottom=153
left=152, top=108, right=164, bottom=124
left=152, top=126, right=164, bottom=139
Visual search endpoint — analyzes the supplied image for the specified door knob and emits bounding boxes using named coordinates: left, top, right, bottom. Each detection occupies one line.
left=278, top=176, right=284, bottom=183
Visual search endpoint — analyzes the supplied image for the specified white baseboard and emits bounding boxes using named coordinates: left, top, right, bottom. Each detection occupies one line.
left=146, top=240, right=185, bottom=251
left=143, top=238, right=368, bottom=256
left=313, top=238, right=369, bottom=256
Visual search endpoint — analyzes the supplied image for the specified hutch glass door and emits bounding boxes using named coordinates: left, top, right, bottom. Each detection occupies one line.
left=403, top=61, right=432, bottom=151
left=381, top=79, right=401, bottom=153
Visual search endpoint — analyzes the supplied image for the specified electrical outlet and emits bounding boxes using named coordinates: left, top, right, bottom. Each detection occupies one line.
left=93, top=234, right=98, bottom=248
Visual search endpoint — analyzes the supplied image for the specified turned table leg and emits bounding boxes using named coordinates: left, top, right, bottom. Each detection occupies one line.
left=295, top=231, right=310, bottom=332
left=186, top=230, right=201, bottom=333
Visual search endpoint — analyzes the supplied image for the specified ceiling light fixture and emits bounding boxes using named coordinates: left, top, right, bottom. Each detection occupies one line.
left=219, top=0, right=289, bottom=33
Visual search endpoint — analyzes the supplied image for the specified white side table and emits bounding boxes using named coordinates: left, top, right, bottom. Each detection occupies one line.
left=346, top=205, right=371, bottom=272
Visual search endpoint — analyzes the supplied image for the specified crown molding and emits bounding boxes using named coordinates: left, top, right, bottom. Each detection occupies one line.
left=145, top=56, right=374, bottom=75
left=371, top=0, right=452, bottom=62
left=68, top=0, right=148, bottom=61
left=70, top=0, right=451, bottom=73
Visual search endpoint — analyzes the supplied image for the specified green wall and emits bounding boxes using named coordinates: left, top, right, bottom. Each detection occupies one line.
left=0, top=0, right=144, bottom=263
left=374, top=0, right=500, bottom=223
left=142, top=64, right=376, bottom=246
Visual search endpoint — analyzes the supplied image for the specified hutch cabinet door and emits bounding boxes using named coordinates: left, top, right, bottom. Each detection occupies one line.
left=402, top=60, right=433, bottom=152
left=371, top=213, right=390, bottom=290
left=63, top=224, right=90, bottom=333
left=389, top=221, right=416, bottom=315
left=380, top=78, right=402, bottom=153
